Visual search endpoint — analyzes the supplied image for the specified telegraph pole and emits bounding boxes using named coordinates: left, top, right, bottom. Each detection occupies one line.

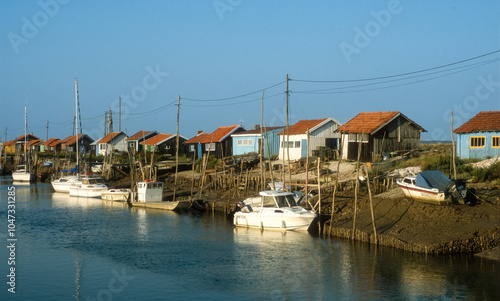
left=119, top=96, right=121, bottom=132
left=46, top=120, right=49, bottom=141
left=285, top=74, right=291, bottom=191
left=173, top=95, right=180, bottom=202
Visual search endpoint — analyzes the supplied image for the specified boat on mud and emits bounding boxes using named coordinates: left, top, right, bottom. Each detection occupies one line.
left=396, top=170, right=466, bottom=205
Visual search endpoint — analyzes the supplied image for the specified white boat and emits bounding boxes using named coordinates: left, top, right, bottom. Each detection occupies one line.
left=69, top=174, right=108, bottom=198
left=52, top=174, right=78, bottom=192
left=396, top=170, right=465, bottom=205
left=233, top=190, right=317, bottom=231
left=101, top=188, right=132, bottom=201
left=12, top=106, right=34, bottom=182
left=12, top=164, right=35, bottom=182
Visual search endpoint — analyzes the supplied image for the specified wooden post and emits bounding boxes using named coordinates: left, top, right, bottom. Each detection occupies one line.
left=329, top=135, right=344, bottom=235
left=317, top=157, right=321, bottom=235
left=198, top=134, right=213, bottom=198
left=352, top=132, right=363, bottom=240
left=173, top=95, right=180, bottom=202
left=451, top=111, right=457, bottom=180
left=364, top=164, right=377, bottom=244
left=190, top=151, right=196, bottom=198
left=264, top=124, right=275, bottom=190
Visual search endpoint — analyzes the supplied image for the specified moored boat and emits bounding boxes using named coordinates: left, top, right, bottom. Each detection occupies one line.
left=69, top=174, right=108, bottom=198
left=129, top=180, right=190, bottom=211
left=12, top=164, right=35, bottom=182
left=396, top=170, right=466, bottom=205
left=101, top=188, right=132, bottom=201
left=233, top=190, right=317, bottom=231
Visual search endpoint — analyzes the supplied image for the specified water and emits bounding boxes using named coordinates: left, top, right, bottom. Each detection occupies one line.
left=0, top=176, right=498, bottom=300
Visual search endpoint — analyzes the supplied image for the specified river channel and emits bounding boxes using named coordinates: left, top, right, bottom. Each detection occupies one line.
left=0, top=177, right=498, bottom=300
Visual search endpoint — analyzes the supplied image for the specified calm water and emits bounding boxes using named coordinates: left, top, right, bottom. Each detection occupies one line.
left=0, top=177, right=498, bottom=300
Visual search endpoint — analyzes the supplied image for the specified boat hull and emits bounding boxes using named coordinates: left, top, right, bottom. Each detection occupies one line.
left=131, top=200, right=190, bottom=211
left=12, top=171, right=34, bottom=182
left=233, top=208, right=316, bottom=231
left=70, top=186, right=108, bottom=198
left=397, top=182, right=450, bottom=205
left=51, top=176, right=77, bottom=193
left=101, top=189, right=132, bottom=201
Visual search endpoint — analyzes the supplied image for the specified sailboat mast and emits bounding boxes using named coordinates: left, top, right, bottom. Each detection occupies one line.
left=75, top=79, right=79, bottom=173
left=24, top=105, right=28, bottom=167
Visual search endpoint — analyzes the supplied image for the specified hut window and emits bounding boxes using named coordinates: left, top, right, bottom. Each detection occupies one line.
left=470, top=136, right=485, bottom=148
left=238, top=139, right=253, bottom=146
left=205, top=143, right=216, bottom=151
left=189, top=145, right=195, bottom=152
left=294, top=141, right=300, bottom=148
left=492, top=136, right=500, bottom=148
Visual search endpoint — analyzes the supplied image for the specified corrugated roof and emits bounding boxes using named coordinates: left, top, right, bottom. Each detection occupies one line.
left=453, top=111, right=500, bottom=134
left=41, top=138, right=61, bottom=146
left=200, top=124, right=243, bottom=143
left=15, top=134, right=41, bottom=141
left=4, top=140, right=17, bottom=146
left=337, top=111, right=425, bottom=134
left=140, top=133, right=175, bottom=146
left=97, top=132, right=123, bottom=144
left=184, top=132, right=210, bottom=144
left=337, top=112, right=399, bottom=134
left=232, top=126, right=285, bottom=136
left=128, top=130, right=154, bottom=141
left=277, top=118, right=330, bottom=135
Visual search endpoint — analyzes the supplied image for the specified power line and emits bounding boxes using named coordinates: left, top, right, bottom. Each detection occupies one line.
left=182, top=81, right=285, bottom=102
left=182, top=92, right=283, bottom=107
left=293, top=58, right=499, bottom=94
left=291, top=50, right=500, bottom=83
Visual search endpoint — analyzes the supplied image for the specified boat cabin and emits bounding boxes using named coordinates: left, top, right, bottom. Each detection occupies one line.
left=136, top=181, right=164, bottom=203
left=260, top=191, right=298, bottom=208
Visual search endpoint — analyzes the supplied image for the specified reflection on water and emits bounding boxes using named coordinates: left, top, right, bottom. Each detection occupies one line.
left=0, top=176, right=498, bottom=300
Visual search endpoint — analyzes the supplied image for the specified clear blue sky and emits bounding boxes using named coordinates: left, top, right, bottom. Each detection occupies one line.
left=1, top=1, right=499, bottom=142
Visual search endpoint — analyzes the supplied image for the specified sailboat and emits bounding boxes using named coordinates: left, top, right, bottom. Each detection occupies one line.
left=69, top=80, right=108, bottom=198
left=12, top=106, right=35, bottom=182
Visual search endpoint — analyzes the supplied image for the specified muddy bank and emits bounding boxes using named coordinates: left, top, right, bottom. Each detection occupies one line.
left=323, top=188, right=499, bottom=258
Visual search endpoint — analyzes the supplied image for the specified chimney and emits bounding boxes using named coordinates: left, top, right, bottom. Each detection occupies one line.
left=197, top=131, right=203, bottom=135
left=254, top=124, right=260, bottom=130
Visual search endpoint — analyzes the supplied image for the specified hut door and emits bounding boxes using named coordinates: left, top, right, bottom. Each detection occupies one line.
left=301, top=139, right=307, bottom=158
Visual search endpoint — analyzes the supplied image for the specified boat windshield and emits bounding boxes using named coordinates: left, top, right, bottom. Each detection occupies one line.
left=275, top=195, right=297, bottom=208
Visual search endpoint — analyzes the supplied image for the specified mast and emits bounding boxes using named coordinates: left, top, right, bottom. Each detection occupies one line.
left=75, top=79, right=79, bottom=173
left=24, top=105, right=28, bottom=168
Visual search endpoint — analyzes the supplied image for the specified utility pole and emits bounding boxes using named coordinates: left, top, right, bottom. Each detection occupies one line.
left=119, top=96, right=121, bottom=132
left=104, top=111, right=108, bottom=136
left=108, top=108, right=113, bottom=133
left=260, top=90, right=265, bottom=191
left=46, top=120, right=49, bottom=141
left=173, top=95, right=180, bottom=202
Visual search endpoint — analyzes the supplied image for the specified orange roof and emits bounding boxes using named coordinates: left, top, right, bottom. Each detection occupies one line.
left=200, top=124, right=243, bottom=143
left=129, top=130, right=154, bottom=141
left=337, top=111, right=425, bottom=134
left=61, top=134, right=87, bottom=145
left=184, top=132, right=210, bottom=144
left=277, top=118, right=330, bottom=135
left=4, top=140, right=17, bottom=146
left=15, top=133, right=41, bottom=141
left=97, top=132, right=123, bottom=144
left=140, top=133, right=174, bottom=146
left=454, top=111, right=500, bottom=134
left=41, top=138, right=61, bottom=146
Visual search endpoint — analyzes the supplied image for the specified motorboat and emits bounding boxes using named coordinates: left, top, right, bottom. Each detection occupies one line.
left=129, top=180, right=190, bottom=211
left=69, top=174, right=108, bottom=198
left=396, top=170, right=466, bottom=205
left=101, top=188, right=132, bottom=201
left=12, top=164, right=35, bottom=182
left=233, top=190, right=317, bottom=231
left=51, top=174, right=78, bottom=192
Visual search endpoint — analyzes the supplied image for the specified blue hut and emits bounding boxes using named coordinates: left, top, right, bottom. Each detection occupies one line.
left=231, top=126, right=284, bottom=159
left=454, top=111, right=500, bottom=159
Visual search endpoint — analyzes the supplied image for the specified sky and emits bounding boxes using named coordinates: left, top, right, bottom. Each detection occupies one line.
left=1, top=1, right=499, bottom=143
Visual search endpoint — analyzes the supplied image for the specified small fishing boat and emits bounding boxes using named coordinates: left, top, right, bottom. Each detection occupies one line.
left=129, top=180, right=190, bottom=211
left=233, top=190, right=317, bottom=231
left=396, top=170, right=466, bottom=205
left=69, top=174, right=108, bottom=198
left=52, top=174, right=78, bottom=192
